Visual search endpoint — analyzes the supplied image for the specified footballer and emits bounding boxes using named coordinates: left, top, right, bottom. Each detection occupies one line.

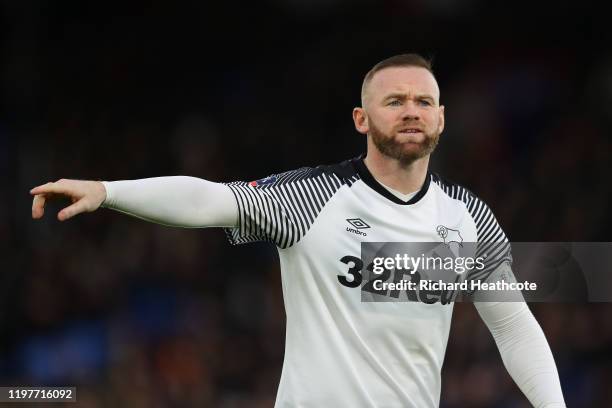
left=31, top=54, right=566, bottom=407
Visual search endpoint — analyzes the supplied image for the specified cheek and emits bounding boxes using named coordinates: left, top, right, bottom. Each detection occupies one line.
left=369, top=112, right=389, bottom=129
left=377, top=111, right=399, bottom=127
left=423, top=111, right=439, bottom=127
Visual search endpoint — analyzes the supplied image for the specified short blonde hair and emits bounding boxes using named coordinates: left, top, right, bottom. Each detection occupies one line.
left=361, top=53, right=435, bottom=105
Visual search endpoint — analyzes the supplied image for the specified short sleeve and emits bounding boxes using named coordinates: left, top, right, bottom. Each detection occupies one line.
left=223, top=167, right=347, bottom=248
left=465, top=199, right=513, bottom=283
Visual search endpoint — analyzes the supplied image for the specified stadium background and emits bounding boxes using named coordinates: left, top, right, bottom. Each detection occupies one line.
left=2, top=1, right=612, bottom=406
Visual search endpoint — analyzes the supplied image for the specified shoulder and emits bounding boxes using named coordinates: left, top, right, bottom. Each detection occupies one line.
left=430, top=172, right=479, bottom=205
left=430, top=172, right=507, bottom=240
left=315, top=156, right=362, bottom=186
left=238, top=156, right=363, bottom=189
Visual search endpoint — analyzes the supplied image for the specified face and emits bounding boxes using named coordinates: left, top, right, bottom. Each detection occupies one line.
left=353, top=66, right=445, bottom=165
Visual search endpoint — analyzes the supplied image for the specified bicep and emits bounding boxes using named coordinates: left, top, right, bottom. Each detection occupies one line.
left=192, top=180, right=239, bottom=227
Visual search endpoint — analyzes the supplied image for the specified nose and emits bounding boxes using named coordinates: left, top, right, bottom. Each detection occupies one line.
left=400, top=101, right=421, bottom=121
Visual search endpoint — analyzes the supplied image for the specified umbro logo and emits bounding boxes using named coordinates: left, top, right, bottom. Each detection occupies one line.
left=346, top=218, right=370, bottom=236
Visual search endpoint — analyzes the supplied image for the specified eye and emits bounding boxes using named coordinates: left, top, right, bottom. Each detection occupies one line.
left=388, top=100, right=402, bottom=106
left=418, top=99, right=432, bottom=106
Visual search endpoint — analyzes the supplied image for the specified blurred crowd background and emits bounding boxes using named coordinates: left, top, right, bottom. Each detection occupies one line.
left=2, top=0, right=611, bottom=407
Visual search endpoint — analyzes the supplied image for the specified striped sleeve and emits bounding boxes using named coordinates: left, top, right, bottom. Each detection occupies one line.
left=463, top=196, right=512, bottom=282
left=431, top=174, right=512, bottom=282
left=223, top=166, right=355, bottom=248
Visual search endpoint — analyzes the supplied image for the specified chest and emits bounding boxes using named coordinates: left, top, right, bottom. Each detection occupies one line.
left=302, top=183, right=477, bottom=253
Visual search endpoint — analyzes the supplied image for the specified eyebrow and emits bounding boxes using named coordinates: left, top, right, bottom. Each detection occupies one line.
left=382, top=93, right=436, bottom=103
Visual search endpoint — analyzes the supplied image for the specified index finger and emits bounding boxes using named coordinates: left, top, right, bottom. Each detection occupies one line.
left=30, top=181, right=70, bottom=196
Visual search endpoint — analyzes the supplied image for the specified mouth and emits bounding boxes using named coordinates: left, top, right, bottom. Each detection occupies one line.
left=398, top=128, right=423, bottom=134
left=397, top=128, right=424, bottom=140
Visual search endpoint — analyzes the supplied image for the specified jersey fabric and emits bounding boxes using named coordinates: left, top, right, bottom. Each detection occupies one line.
left=224, top=155, right=510, bottom=408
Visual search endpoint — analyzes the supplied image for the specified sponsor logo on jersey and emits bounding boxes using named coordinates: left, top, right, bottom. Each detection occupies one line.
left=346, top=218, right=370, bottom=236
left=436, top=225, right=463, bottom=247
left=249, top=175, right=277, bottom=187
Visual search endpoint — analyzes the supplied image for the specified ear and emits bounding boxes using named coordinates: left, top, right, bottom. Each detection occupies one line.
left=352, top=107, right=369, bottom=135
left=438, top=105, right=445, bottom=135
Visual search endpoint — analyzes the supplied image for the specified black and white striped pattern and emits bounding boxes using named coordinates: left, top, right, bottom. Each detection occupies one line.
left=224, top=166, right=360, bottom=248
left=431, top=173, right=512, bottom=282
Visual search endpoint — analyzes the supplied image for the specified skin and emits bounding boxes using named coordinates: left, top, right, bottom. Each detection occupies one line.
left=31, top=65, right=445, bottom=220
left=31, top=179, right=106, bottom=221
left=353, top=66, right=445, bottom=194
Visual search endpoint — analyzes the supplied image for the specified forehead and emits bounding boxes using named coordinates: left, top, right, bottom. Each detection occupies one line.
left=367, top=66, right=440, bottom=101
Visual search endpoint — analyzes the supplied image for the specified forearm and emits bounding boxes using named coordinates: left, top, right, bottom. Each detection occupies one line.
left=475, top=301, right=565, bottom=407
left=101, top=176, right=238, bottom=228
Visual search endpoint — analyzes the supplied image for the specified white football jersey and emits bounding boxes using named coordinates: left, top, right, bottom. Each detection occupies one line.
left=224, top=155, right=509, bottom=408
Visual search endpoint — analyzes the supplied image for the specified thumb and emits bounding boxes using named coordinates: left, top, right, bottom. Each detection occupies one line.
left=58, top=198, right=89, bottom=221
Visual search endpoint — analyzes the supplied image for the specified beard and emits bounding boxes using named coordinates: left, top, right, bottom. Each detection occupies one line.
left=369, top=121, right=440, bottom=165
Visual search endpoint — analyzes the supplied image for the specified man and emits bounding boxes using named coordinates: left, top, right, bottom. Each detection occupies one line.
left=31, top=54, right=565, bottom=407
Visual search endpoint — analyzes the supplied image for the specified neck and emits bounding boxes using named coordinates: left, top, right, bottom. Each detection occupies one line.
left=363, top=145, right=430, bottom=195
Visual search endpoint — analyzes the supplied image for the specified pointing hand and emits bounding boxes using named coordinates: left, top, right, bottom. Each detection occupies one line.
left=30, top=179, right=107, bottom=221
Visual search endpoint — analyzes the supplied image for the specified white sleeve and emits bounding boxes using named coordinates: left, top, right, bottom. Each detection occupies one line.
left=475, top=299, right=566, bottom=407
left=100, top=176, right=238, bottom=228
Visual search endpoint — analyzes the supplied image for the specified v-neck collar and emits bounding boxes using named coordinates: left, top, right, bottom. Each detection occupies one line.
left=353, top=155, right=431, bottom=205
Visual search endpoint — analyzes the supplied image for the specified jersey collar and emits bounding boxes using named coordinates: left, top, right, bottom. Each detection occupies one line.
left=354, top=155, right=431, bottom=205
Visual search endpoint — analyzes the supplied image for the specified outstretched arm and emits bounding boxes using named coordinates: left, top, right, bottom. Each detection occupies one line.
left=30, top=177, right=238, bottom=228
left=475, top=287, right=566, bottom=407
